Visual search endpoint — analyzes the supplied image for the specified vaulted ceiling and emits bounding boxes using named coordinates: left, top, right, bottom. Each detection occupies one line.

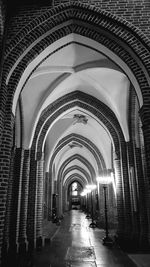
left=15, top=33, right=132, bottom=185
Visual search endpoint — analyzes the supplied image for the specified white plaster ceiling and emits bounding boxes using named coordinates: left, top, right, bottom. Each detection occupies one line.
left=45, top=110, right=112, bottom=174
left=63, top=171, right=88, bottom=186
left=15, top=34, right=133, bottom=185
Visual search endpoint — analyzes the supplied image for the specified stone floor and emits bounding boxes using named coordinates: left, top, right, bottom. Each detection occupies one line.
left=33, top=210, right=139, bottom=267
left=128, top=254, right=150, bottom=267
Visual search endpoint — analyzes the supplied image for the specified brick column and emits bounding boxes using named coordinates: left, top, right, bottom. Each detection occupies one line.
left=36, top=157, right=44, bottom=248
left=51, top=180, right=57, bottom=219
left=87, top=191, right=91, bottom=215
left=126, top=142, right=140, bottom=247
left=140, top=106, right=150, bottom=245
left=96, top=182, right=102, bottom=227
left=8, top=148, right=24, bottom=254
left=27, top=150, right=37, bottom=251
left=18, top=149, right=30, bottom=253
left=48, top=172, right=53, bottom=220
left=135, top=147, right=149, bottom=248
left=0, top=113, right=15, bottom=266
left=1, top=147, right=15, bottom=265
left=114, top=156, right=125, bottom=241
left=107, top=183, right=117, bottom=229
left=61, top=190, right=65, bottom=217
left=58, top=181, right=61, bottom=218
left=140, top=107, right=150, bottom=179
left=44, top=172, right=49, bottom=220
left=120, top=141, right=132, bottom=248
left=63, top=185, right=67, bottom=213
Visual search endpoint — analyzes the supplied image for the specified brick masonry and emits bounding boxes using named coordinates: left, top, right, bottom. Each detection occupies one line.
left=0, top=0, right=5, bottom=53
left=128, top=87, right=150, bottom=248
left=50, top=133, right=106, bottom=173
left=0, top=0, right=150, bottom=263
left=27, top=150, right=37, bottom=250
left=5, top=0, right=150, bottom=42
left=58, top=154, right=96, bottom=184
left=33, top=91, right=122, bottom=156
left=35, top=158, right=44, bottom=248
left=57, top=154, right=96, bottom=216
left=18, top=149, right=30, bottom=250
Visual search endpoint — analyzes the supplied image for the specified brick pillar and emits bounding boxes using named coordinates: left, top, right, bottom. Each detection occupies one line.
left=27, top=150, right=37, bottom=251
left=0, top=113, right=14, bottom=266
left=63, top=185, right=67, bottom=213
left=1, top=147, right=15, bottom=265
left=107, top=183, right=117, bottom=229
left=96, top=182, right=102, bottom=227
left=114, top=156, right=125, bottom=241
left=52, top=180, right=57, bottom=218
left=44, top=172, right=49, bottom=220
left=8, top=148, right=24, bottom=254
left=62, top=186, right=65, bottom=213
left=58, top=182, right=61, bottom=217
left=87, top=192, right=91, bottom=214
left=126, top=142, right=140, bottom=248
left=120, top=141, right=132, bottom=248
left=140, top=106, right=150, bottom=245
left=18, top=149, right=30, bottom=253
left=36, top=157, right=44, bottom=248
left=135, top=147, right=149, bottom=248
left=58, top=179, right=62, bottom=218
left=48, top=172, right=53, bottom=220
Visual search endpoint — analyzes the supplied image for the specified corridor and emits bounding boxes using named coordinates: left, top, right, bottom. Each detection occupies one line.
left=1, top=1, right=150, bottom=265
left=33, top=210, right=136, bottom=267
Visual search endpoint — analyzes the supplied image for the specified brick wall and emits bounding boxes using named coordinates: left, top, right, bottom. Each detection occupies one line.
left=36, top=158, right=44, bottom=248
left=0, top=0, right=6, bottom=140
left=5, top=0, right=150, bottom=44
left=0, top=113, right=14, bottom=263
left=27, top=150, right=37, bottom=250
left=56, top=133, right=106, bottom=171
left=0, top=0, right=150, bottom=262
left=0, top=0, right=6, bottom=43
left=54, top=0, right=150, bottom=39
left=34, top=92, right=121, bottom=156
left=19, top=149, right=30, bottom=250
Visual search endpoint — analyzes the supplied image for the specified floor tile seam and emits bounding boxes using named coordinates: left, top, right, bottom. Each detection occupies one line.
left=50, top=226, right=61, bottom=241
left=128, top=255, right=147, bottom=267
left=64, top=260, right=97, bottom=267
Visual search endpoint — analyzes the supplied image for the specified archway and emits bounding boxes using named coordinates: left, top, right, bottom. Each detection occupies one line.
left=2, top=3, right=150, bottom=260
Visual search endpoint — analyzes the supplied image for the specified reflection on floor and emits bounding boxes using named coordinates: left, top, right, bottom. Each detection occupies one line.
left=33, top=210, right=137, bottom=267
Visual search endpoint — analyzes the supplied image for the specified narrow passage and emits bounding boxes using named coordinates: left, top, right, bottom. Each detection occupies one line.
left=33, top=210, right=136, bottom=267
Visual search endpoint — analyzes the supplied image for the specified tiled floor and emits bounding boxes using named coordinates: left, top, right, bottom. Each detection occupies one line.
left=33, top=210, right=137, bottom=267
left=128, top=254, right=150, bottom=267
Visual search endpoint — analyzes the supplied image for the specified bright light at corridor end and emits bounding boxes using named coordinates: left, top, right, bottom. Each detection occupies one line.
left=86, top=184, right=97, bottom=190
left=80, top=188, right=91, bottom=196
left=96, top=171, right=114, bottom=185
left=80, top=191, right=86, bottom=196
left=80, top=184, right=97, bottom=196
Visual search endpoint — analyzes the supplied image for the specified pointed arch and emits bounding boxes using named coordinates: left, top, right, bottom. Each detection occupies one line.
left=62, top=165, right=92, bottom=185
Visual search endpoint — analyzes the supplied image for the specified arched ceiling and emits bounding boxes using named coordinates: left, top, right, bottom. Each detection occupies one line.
left=15, top=33, right=138, bottom=189
left=44, top=111, right=111, bottom=172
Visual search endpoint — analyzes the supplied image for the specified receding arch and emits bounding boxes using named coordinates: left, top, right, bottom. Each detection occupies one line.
left=57, top=154, right=96, bottom=184
left=5, top=2, right=150, bottom=119
left=62, top=165, right=91, bottom=186
left=63, top=174, right=87, bottom=189
left=56, top=134, right=106, bottom=170
left=56, top=154, right=96, bottom=216
left=32, top=91, right=123, bottom=162
left=63, top=174, right=86, bottom=212
left=49, top=133, right=106, bottom=178
left=11, top=32, right=144, bottom=116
